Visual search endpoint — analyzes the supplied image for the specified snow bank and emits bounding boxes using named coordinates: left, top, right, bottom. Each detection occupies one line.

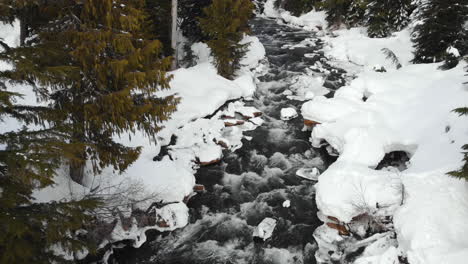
left=307, top=60, right=468, bottom=261
left=261, top=0, right=327, bottom=32
left=323, top=27, right=413, bottom=70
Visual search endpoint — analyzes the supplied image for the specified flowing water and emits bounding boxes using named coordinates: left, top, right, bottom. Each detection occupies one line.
left=109, top=17, right=346, bottom=264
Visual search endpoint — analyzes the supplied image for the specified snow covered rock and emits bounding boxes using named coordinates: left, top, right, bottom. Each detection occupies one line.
left=280, top=107, right=298, bottom=121
left=253, top=217, right=277, bottom=241
left=296, top=167, right=320, bottom=181
left=154, top=202, right=189, bottom=232
left=282, top=200, right=291, bottom=208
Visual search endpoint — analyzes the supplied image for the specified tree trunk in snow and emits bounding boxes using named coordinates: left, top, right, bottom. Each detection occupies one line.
left=19, top=15, right=27, bottom=46
left=171, top=0, right=178, bottom=69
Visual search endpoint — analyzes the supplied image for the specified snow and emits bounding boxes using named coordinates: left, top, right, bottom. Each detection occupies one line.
left=253, top=217, right=277, bottom=241
left=261, top=0, right=327, bottom=32
left=323, top=27, right=414, bottom=70
left=296, top=167, right=320, bottom=181
left=446, top=46, right=461, bottom=58
left=282, top=200, right=291, bottom=208
left=272, top=7, right=468, bottom=263
left=280, top=107, right=298, bottom=120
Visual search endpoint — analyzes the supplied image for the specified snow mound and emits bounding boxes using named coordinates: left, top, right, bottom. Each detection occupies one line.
left=280, top=107, right=298, bottom=120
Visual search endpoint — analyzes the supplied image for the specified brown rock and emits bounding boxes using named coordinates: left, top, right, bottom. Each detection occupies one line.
left=199, top=159, right=221, bottom=166
left=327, top=216, right=340, bottom=223
left=156, top=220, right=170, bottom=228
left=326, top=222, right=350, bottom=236
left=193, top=184, right=205, bottom=192
left=253, top=112, right=262, bottom=117
left=224, top=120, right=245, bottom=127
left=304, top=119, right=321, bottom=127
left=216, top=140, right=229, bottom=149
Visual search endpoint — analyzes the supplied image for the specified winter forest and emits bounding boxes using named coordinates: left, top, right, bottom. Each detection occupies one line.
left=0, top=0, right=467, bottom=263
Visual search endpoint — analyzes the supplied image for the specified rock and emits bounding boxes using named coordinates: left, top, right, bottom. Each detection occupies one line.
left=296, top=167, right=320, bottom=181
left=326, top=222, right=350, bottom=236
left=156, top=220, right=170, bottom=228
left=216, top=140, right=229, bottom=149
left=253, top=111, right=263, bottom=117
left=199, top=159, right=221, bottom=166
left=193, top=184, right=206, bottom=192
left=304, top=119, right=321, bottom=127
left=327, top=216, right=340, bottom=223
left=224, top=120, right=245, bottom=127
left=281, top=107, right=298, bottom=121
left=253, top=217, right=277, bottom=241
left=282, top=200, right=291, bottom=208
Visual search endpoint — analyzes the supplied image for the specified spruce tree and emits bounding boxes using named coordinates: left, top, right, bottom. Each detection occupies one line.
left=199, top=0, right=254, bottom=79
left=146, top=0, right=173, bottom=56
left=0, top=83, right=101, bottom=263
left=0, top=0, right=179, bottom=184
left=412, top=0, right=468, bottom=63
left=449, top=107, right=468, bottom=180
left=320, top=0, right=352, bottom=28
left=179, top=0, right=212, bottom=42
left=450, top=66, right=468, bottom=180
left=275, top=0, right=318, bottom=16
left=366, top=0, right=413, bottom=38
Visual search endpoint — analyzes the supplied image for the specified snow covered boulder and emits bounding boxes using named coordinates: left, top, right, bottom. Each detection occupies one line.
left=253, top=217, right=277, bottom=241
left=296, top=167, right=320, bottom=181
left=280, top=107, right=298, bottom=121
left=154, top=202, right=189, bottom=232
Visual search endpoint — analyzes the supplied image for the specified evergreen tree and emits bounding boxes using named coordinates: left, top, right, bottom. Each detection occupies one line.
left=412, top=0, right=468, bottom=63
left=450, top=66, right=468, bottom=180
left=146, top=0, right=173, bottom=56
left=347, top=0, right=367, bottom=27
left=0, top=0, right=179, bottom=184
left=0, top=83, right=100, bottom=263
left=449, top=106, right=468, bottom=180
left=366, top=0, right=413, bottom=38
left=275, top=0, right=318, bottom=16
left=199, top=0, right=254, bottom=79
left=179, top=0, right=212, bottom=42
left=320, top=0, right=352, bottom=28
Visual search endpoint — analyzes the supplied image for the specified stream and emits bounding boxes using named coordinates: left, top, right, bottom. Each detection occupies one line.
left=109, top=17, right=347, bottom=264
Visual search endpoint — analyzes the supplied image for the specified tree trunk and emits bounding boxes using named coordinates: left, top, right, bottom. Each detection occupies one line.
left=19, top=15, right=27, bottom=46
left=171, top=0, right=178, bottom=69
left=70, top=157, right=85, bottom=185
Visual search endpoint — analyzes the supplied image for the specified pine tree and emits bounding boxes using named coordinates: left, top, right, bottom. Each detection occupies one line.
left=0, top=0, right=179, bottom=184
left=412, top=0, right=468, bottom=63
left=146, top=0, right=173, bottom=56
left=0, top=83, right=101, bottom=263
left=179, top=0, right=212, bottom=42
left=199, top=0, right=254, bottom=79
left=366, top=0, right=413, bottom=38
left=320, top=0, right=352, bottom=28
left=347, top=0, right=367, bottom=27
left=449, top=106, right=468, bottom=180
left=275, top=0, right=318, bottom=16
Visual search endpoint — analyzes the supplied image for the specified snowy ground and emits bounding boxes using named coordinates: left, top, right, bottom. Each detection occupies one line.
left=264, top=3, right=468, bottom=264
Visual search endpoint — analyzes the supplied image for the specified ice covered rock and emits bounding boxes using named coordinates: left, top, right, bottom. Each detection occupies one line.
left=253, top=217, right=277, bottom=241
left=280, top=107, right=298, bottom=121
left=296, top=167, right=320, bottom=181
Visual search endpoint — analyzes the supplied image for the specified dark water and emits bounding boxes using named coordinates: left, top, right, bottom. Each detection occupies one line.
left=109, top=18, right=346, bottom=264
